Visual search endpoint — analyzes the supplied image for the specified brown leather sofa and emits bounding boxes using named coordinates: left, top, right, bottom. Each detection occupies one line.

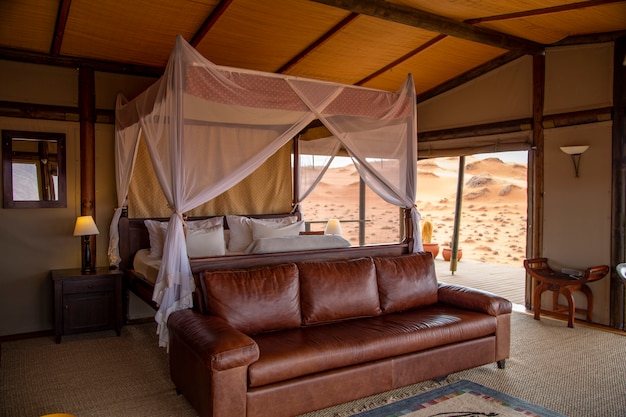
left=167, top=253, right=512, bottom=417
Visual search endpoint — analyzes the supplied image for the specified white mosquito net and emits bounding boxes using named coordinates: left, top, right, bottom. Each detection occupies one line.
left=110, top=35, right=420, bottom=347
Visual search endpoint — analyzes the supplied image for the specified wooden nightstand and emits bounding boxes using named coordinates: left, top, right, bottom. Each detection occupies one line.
left=51, top=267, right=123, bottom=343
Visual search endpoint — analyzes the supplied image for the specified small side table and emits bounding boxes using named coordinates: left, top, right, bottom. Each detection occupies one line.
left=523, top=258, right=609, bottom=328
left=51, top=267, right=123, bottom=343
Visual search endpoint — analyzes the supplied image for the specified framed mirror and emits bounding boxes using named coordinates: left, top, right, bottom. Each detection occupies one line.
left=2, top=130, right=67, bottom=208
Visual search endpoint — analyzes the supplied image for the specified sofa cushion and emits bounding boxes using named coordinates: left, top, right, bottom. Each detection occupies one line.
left=201, top=263, right=301, bottom=335
left=373, top=253, right=438, bottom=314
left=297, top=257, right=381, bottom=325
left=248, top=305, right=497, bottom=387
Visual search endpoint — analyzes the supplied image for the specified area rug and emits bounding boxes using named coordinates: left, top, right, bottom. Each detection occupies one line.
left=353, top=380, right=566, bottom=417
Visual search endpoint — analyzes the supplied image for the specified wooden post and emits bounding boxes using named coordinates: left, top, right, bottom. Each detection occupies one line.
left=79, top=67, right=96, bottom=270
left=610, top=36, right=626, bottom=330
left=450, top=156, right=465, bottom=275
left=292, top=136, right=300, bottom=213
left=403, top=207, right=414, bottom=253
left=527, top=52, right=545, bottom=310
left=359, top=178, right=365, bottom=245
left=530, top=52, right=545, bottom=259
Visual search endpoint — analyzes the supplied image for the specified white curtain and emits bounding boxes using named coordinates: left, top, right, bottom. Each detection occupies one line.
left=289, top=77, right=422, bottom=251
left=111, top=35, right=418, bottom=347
left=298, top=136, right=341, bottom=202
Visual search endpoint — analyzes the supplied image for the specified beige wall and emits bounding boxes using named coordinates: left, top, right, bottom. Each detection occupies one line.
left=418, top=42, right=615, bottom=325
left=418, top=56, right=533, bottom=131
left=543, top=122, right=613, bottom=324
left=0, top=61, right=156, bottom=336
left=541, top=43, right=614, bottom=325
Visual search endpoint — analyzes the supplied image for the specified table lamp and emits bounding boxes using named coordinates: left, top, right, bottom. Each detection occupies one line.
left=73, top=215, right=99, bottom=273
left=324, top=218, right=342, bottom=235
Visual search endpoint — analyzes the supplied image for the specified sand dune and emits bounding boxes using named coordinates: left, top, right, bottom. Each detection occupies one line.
left=301, top=156, right=527, bottom=267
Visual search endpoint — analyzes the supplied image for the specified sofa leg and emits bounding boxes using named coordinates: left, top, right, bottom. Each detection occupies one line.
left=433, top=376, right=447, bottom=382
left=497, top=359, right=506, bottom=369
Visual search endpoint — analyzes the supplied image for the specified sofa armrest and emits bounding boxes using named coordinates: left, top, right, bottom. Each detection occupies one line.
left=438, top=283, right=512, bottom=316
left=168, top=310, right=259, bottom=417
left=168, top=309, right=260, bottom=371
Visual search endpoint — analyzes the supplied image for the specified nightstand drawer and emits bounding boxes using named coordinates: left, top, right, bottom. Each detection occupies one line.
left=63, top=278, right=115, bottom=294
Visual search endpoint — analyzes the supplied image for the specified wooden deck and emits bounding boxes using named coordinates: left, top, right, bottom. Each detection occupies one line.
left=434, top=258, right=527, bottom=307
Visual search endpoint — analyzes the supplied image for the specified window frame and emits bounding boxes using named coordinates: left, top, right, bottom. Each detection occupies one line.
left=2, top=130, right=67, bottom=209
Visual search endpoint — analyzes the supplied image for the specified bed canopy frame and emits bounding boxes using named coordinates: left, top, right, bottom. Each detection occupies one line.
left=110, top=35, right=421, bottom=346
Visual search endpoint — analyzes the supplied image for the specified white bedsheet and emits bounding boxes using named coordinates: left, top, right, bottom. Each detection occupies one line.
left=133, top=249, right=161, bottom=285
left=133, top=235, right=351, bottom=284
left=245, top=235, right=351, bottom=254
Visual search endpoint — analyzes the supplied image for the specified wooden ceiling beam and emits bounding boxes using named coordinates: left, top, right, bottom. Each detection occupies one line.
left=418, top=118, right=533, bottom=141
left=190, top=0, right=234, bottom=47
left=277, top=12, right=359, bottom=73
left=0, top=46, right=163, bottom=77
left=51, top=0, right=72, bottom=56
left=310, top=0, right=542, bottom=52
left=465, top=0, right=624, bottom=24
left=553, top=30, right=626, bottom=46
left=357, top=34, right=446, bottom=86
left=417, top=49, right=529, bottom=102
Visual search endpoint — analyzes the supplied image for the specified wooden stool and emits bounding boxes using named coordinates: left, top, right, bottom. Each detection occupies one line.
left=523, top=258, right=609, bottom=328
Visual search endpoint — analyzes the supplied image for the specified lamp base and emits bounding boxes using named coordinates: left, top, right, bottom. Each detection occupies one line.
left=82, top=237, right=94, bottom=274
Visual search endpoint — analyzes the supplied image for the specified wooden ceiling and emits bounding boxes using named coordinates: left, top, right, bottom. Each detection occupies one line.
left=1, top=0, right=625, bottom=100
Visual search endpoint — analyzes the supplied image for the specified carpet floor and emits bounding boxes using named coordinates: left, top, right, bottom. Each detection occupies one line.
left=1, top=311, right=624, bottom=417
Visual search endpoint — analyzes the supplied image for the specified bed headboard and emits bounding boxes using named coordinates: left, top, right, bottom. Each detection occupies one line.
left=118, top=208, right=413, bottom=272
left=117, top=209, right=305, bottom=271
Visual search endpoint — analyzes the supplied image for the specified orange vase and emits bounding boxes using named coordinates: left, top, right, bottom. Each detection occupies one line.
left=442, top=247, right=462, bottom=261
left=422, top=243, right=440, bottom=259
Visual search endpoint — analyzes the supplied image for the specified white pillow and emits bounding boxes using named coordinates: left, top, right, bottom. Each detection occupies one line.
left=187, top=217, right=223, bottom=231
left=250, top=219, right=304, bottom=240
left=145, top=217, right=223, bottom=259
left=144, top=220, right=168, bottom=258
left=226, top=215, right=298, bottom=252
left=186, top=225, right=226, bottom=258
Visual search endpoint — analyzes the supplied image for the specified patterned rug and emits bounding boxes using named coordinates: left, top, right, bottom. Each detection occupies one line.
left=352, top=380, right=566, bottom=417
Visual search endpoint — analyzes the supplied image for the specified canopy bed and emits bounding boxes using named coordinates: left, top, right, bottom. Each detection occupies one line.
left=109, top=35, right=421, bottom=347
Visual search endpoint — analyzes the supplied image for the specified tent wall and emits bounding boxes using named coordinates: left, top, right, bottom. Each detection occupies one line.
left=540, top=43, right=614, bottom=326
left=0, top=40, right=620, bottom=337
left=544, top=43, right=613, bottom=114
left=416, top=42, right=615, bottom=325
left=417, top=56, right=533, bottom=156
left=543, top=121, right=612, bottom=325
left=419, top=56, right=533, bottom=131
left=0, top=60, right=156, bottom=337
left=128, top=139, right=293, bottom=219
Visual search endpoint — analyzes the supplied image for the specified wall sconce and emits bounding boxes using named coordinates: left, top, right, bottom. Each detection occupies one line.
left=560, top=145, right=589, bottom=177
left=73, top=215, right=100, bottom=274
left=324, top=218, right=342, bottom=235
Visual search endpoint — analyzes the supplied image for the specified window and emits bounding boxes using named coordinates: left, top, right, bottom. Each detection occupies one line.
left=2, top=130, right=66, bottom=208
left=300, top=156, right=401, bottom=245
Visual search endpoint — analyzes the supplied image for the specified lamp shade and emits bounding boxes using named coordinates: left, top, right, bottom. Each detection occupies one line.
left=560, top=145, right=588, bottom=155
left=324, top=218, right=342, bottom=235
left=73, top=215, right=100, bottom=236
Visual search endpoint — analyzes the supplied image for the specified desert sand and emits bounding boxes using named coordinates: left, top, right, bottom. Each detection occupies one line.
left=300, top=156, right=528, bottom=267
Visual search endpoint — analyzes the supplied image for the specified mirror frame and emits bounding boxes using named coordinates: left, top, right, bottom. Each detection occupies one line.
left=2, top=130, right=67, bottom=209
